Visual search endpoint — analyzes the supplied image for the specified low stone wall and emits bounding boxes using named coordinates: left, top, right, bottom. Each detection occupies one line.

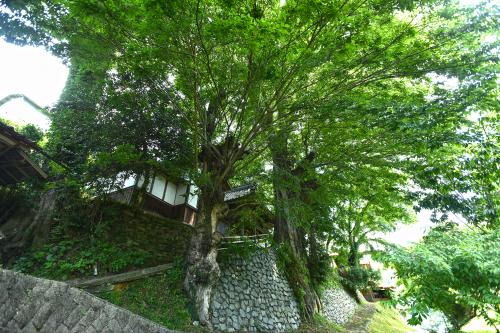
left=321, top=287, right=357, bottom=324
left=0, top=269, right=176, bottom=333
left=211, top=250, right=301, bottom=332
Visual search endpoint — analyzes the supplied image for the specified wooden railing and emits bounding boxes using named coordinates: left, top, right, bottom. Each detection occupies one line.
left=219, top=233, right=271, bottom=250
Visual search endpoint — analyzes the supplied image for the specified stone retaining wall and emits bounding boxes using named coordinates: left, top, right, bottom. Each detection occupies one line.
left=211, top=250, right=301, bottom=332
left=321, top=287, right=357, bottom=324
left=0, top=269, right=176, bottom=333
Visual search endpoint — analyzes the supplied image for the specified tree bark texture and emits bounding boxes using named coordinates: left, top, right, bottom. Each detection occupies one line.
left=270, top=130, right=321, bottom=321
left=184, top=199, right=221, bottom=327
left=183, top=135, right=241, bottom=327
left=184, top=168, right=229, bottom=327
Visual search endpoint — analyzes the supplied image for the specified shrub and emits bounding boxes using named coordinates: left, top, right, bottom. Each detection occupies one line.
left=341, top=266, right=381, bottom=292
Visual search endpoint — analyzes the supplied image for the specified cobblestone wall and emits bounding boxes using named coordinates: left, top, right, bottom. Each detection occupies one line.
left=0, top=269, right=176, bottom=333
left=211, top=250, right=301, bottom=332
left=321, top=287, right=357, bottom=324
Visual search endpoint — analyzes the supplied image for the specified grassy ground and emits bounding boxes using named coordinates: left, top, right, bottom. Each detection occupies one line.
left=94, top=275, right=412, bottom=333
left=293, top=314, right=346, bottom=333
left=292, top=303, right=413, bottom=333
left=368, top=303, right=415, bottom=333
left=92, top=264, right=204, bottom=332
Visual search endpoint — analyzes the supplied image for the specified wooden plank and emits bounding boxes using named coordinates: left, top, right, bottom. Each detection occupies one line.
left=0, top=132, right=17, bottom=147
left=67, top=263, right=174, bottom=288
left=18, top=150, right=48, bottom=179
left=1, top=168, right=19, bottom=183
left=0, top=171, right=10, bottom=184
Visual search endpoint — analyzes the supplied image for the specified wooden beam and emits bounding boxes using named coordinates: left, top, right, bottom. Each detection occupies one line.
left=0, top=171, right=9, bottom=184
left=67, top=263, right=174, bottom=288
left=0, top=133, right=17, bottom=147
left=0, top=146, right=15, bottom=158
left=0, top=160, right=26, bottom=168
left=18, top=150, right=48, bottom=179
left=15, top=164, right=29, bottom=178
left=1, top=168, right=19, bottom=183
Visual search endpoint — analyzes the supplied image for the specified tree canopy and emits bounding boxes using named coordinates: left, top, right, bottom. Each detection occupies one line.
left=1, top=0, right=498, bottom=326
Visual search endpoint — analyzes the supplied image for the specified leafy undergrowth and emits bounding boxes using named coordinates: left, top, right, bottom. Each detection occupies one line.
left=368, top=303, right=415, bottom=333
left=292, top=314, right=346, bottom=333
left=93, top=262, right=204, bottom=332
left=12, top=201, right=193, bottom=280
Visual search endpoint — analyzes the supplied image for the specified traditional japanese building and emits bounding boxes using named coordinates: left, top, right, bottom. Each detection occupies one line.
left=108, top=173, right=199, bottom=225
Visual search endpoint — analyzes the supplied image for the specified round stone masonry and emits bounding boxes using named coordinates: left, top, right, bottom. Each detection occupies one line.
left=321, top=287, right=357, bottom=325
left=211, top=250, right=301, bottom=333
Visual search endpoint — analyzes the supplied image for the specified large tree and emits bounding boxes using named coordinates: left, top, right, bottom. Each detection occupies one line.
left=1, top=0, right=496, bottom=324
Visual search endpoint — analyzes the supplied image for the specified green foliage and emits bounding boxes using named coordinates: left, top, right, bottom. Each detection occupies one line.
left=368, top=303, right=415, bottom=333
left=275, top=243, right=312, bottom=315
left=0, top=118, right=45, bottom=145
left=18, top=124, right=44, bottom=144
left=0, top=185, right=31, bottom=215
left=95, top=259, right=203, bottom=332
left=10, top=194, right=192, bottom=279
left=294, top=313, right=346, bottom=333
left=312, top=313, right=346, bottom=331
left=0, top=177, right=46, bottom=219
left=341, top=266, right=381, bottom=293
left=307, top=242, right=333, bottom=289
left=318, top=269, right=342, bottom=294
left=378, top=226, right=500, bottom=331
left=1, top=1, right=498, bottom=327
left=409, top=74, right=499, bottom=229
left=217, top=237, right=264, bottom=263
left=13, top=238, right=150, bottom=280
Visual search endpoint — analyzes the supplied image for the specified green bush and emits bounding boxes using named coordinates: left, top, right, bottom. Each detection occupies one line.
left=94, top=258, right=203, bottom=332
left=341, top=266, right=381, bottom=292
left=13, top=239, right=151, bottom=280
left=307, top=243, right=332, bottom=288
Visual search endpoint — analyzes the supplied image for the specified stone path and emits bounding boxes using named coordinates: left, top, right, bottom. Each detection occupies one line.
left=343, top=304, right=377, bottom=333
left=0, top=269, right=178, bottom=333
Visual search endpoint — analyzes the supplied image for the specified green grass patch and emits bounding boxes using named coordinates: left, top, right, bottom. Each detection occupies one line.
left=319, top=269, right=342, bottom=295
left=368, top=303, right=415, bottom=333
left=291, top=314, right=346, bottom=333
left=93, top=263, right=203, bottom=332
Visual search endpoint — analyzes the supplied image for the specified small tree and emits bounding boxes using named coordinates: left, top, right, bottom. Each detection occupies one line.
left=378, top=225, right=500, bottom=332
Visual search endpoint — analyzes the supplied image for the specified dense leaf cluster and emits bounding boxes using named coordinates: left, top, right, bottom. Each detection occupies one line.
left=0, top=0, right=498, bottom=326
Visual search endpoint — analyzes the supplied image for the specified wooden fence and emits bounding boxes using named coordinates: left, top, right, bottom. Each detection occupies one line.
left=219, top=233, right=271, bottom=250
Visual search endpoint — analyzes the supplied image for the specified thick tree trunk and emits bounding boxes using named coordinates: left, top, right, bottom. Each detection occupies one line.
left=183, top=133, right=240, bottom=327
left=270, top=130, right=321, bottom=321
left=184, top=189, right=226, bottom=327
left=447, top=305, right=475, bottom=333
left=348, top=242, right=359, bottom=267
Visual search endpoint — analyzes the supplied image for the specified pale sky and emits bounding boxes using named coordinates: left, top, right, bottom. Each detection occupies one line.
left=0, top=39, right=68, bottom=130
